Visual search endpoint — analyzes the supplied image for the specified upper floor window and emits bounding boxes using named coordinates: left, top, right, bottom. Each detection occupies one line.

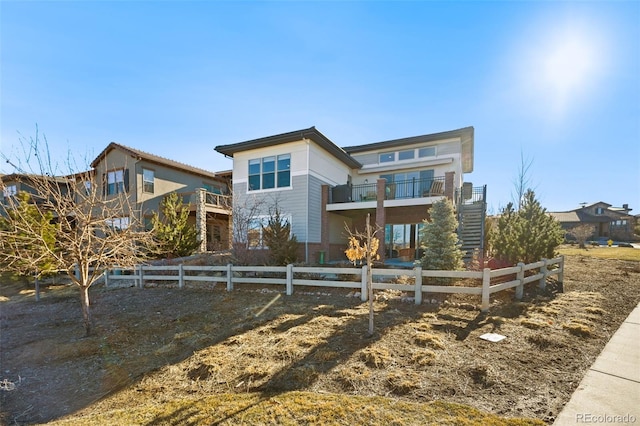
left=379, top=146, right=437, bottom=164
left=106, top=169, right=127, bottom=195
left=83, top=181, right=92, bottom=195
left=248, top=154, right=291, bottom=191
left=142, top=168, right=154, bottom=193
left=595, top=207, right=605, bottom=215
left=418, top=146, right=436, bottom=158
left=379, top=152, right=395, bottom=163
left=3, top=184, right=17, bottom=198
left=398, top=150, right=415, bottom=160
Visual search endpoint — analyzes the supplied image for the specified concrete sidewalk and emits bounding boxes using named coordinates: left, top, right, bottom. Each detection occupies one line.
left=554, top=302, right=640, bottom=425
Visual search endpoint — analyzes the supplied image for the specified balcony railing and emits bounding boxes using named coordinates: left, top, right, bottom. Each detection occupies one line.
left=178, top=190, right=231, bottom=209
left=330, top=177, right=446, bottom=204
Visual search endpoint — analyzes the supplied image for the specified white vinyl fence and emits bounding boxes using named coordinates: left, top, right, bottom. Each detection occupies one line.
left=104, top=257, right=564, bottom=312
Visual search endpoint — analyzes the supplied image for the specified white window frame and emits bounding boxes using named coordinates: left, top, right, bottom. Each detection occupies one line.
left=247, top=154, right=291, bottom=191
left=142, top=168, right=154, bottom=194
left=105, top=216, right=130, bottom=231
left=107, top=169, right=125, bottom=195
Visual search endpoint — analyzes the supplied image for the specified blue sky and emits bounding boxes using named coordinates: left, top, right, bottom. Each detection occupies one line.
left=1, top=1, right=638, bottom=213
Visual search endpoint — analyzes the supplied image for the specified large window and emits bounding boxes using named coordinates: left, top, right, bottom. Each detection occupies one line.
left=379, top=146, right=437, bottom=164
left=247, top=215, right=292, bottom=248
left=106, top=169, right=126, bottom=195
left=248, top=154, right=290, bottom=191
left=142, top=168, right=154, bottom=193
left=380, top=169, right=434, bottom=199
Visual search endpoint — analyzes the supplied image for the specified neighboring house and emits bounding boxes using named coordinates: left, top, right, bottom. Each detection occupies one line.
left=215, top=126, right=486, bottom=264
left=549, top=202, right=636, bottom=242
left=90, top=143, right=232, bottom=251
left=1, top=173, right=72, bottom=211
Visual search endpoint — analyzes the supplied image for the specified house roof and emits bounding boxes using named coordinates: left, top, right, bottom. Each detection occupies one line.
left=214, top=127, right=362, bottom=169
left=548, top=211, right=581, bottom=223
left=91, top=142, right=223, bottom=181
left=343, top=126, right=475, bottom=173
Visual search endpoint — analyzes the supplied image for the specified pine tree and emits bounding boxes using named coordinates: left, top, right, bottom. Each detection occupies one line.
left=490, top=190, right=564, bottom=265
left=420, top=198, right=464, bottom=270
left=151, top=192, right=199, bottom=258
left=0, top=191, right=57, bottom=277
left=262, top=208, right=299, bottom=265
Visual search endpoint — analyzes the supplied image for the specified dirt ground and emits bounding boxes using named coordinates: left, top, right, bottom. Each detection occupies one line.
left=1, top=253, right=639, bottom=425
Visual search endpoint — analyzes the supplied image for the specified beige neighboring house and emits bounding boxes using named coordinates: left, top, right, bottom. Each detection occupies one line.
left=549, top=202, right=636, bottom=242
left=90, top=142, right=232, bottom=252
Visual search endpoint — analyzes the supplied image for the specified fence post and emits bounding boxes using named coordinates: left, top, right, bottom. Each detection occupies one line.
left=286, top=264, right=293, bottom=296
left=481, top=267, right=490, bottom=312
left=104, top=269, right=109, bottom=288
left=138, top=265, right=144, bottom=289
left=178, top=263, right=184, bottom=289
left=361, top=265, right=368, bottom=301
left=515, top=262, right=525, bottom=300
left=414, top=266, right=422, bottom=305
left=558, top=254, right=564, bottom=288
left=539, top=258, right=548, bottom=290
left=226, top=263, right=233, bottom=292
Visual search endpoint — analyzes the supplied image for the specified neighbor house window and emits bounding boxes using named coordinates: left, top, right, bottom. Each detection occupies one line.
left=595, top=207, right=604, bottom=215
left=106, top=169, right=126, bottom=195
left=248, top=154, right=291, bottom=191
left=3, top=184, right=17, bottom=198
left=83, top=181, right=92, bottom=195
left=106, top=216, right=130, bottom=231
left=142, top=168, right=154, bottom=193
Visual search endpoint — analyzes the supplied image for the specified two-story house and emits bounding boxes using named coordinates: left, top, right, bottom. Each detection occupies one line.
left=90, top=142, right=232, bottom=251
left=549, top=202, right=636, bottom=242
left=215, top=126, right=486, bottom=264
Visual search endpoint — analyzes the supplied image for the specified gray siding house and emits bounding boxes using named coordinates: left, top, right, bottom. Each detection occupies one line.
left=216, top=126, right=486, bottom=264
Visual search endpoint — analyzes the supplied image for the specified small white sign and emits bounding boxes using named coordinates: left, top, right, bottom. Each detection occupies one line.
left=479, top=333, right=506, bottom=342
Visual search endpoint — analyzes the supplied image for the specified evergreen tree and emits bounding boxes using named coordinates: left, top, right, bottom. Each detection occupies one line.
left=262, top=208, right=299, bottom=265
left=420, top=198, right=464, bottom=270
left=151, top=192, right=199, bottom=258
left=0, top=191, right=57, bottom=277
left=490, top=190, right=564, bottom=265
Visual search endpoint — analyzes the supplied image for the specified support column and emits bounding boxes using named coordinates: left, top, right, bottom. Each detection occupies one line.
left=195, top=188, right=207, bottom=253
left=376, top=179, right=386, bottom=262
left=321, top=185, right=330, bottom=261
left=444, top=172, right=455, bottom=201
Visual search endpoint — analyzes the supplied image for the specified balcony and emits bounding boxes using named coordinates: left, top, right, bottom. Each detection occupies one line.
left=330, top=177, right=447, bottom=204
left=178, top=189, right=231, bottom=213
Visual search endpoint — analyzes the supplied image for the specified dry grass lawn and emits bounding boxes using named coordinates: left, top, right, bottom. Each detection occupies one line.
left=1, top=248, right=639, bottom=425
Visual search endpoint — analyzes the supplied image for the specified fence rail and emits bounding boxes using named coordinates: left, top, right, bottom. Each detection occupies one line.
left=104, top=257, right=564, bottom=312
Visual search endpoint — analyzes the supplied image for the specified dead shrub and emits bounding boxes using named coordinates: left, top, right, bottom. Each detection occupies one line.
left=409, top=349, right=437, bottom=366
left=563, top=321, right=594, bottom=338
left=360, top=347, right=393, bottom=368
left=468, top=365, right=494, bottom=388
left=520, top=318, right=549, bottom=330
left=414, top=331, right=445, bottom=350
left=386, top=371, right=421, bottom=395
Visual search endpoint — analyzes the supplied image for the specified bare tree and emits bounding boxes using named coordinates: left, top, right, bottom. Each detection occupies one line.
left=0, top=130, right=153, bottom=335
left=230, top=192, right=268, bottom=265
left=511, top=151, right=535, bottom=210
left=568, top=224, right=594, bottom=249
left=345, top=214, right=381, bottom=337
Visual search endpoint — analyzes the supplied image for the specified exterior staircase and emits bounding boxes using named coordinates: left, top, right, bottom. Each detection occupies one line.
left=457, top=185, right=487, bottom=263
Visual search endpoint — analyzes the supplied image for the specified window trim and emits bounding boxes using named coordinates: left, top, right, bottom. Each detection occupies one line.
left=106, top=168, right=127, bottom=195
